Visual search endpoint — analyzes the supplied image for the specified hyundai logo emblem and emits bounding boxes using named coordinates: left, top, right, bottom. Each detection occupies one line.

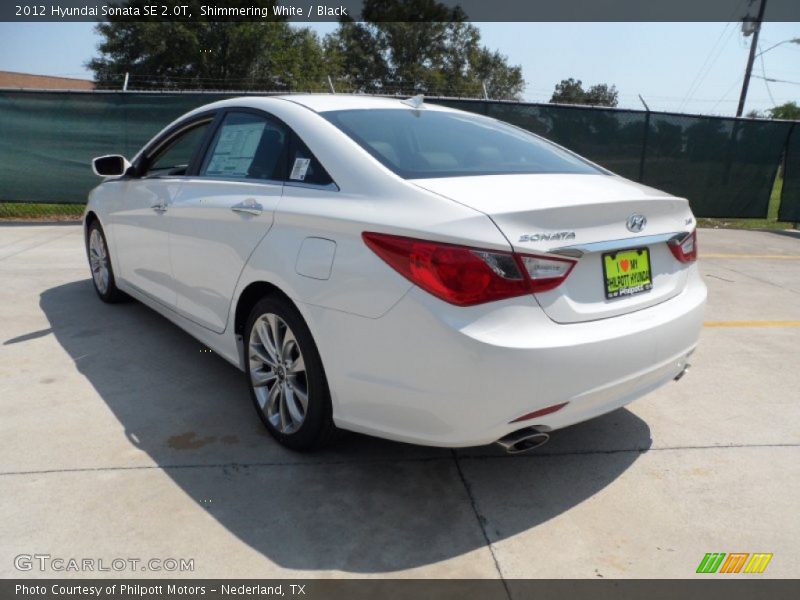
left=626, top=214, right=647, bottom=233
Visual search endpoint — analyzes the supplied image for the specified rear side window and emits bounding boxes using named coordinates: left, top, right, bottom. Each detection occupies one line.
left=201, top=112, right=287, bottom=180
left=287, top=133, right=334, bottom=186
left=322, top=108, right=601, bottom=179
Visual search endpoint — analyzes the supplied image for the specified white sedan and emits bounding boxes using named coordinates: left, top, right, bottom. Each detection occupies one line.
left=85, top=95, right=706, bottom=453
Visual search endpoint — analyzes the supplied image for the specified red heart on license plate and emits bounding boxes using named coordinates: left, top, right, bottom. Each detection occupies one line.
left=620, top=259, right=630, bottom=272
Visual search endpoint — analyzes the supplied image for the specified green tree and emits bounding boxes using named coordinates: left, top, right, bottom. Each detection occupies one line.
left=550, top=78, right=619, bottom=107
left=550, top=78, right=585, bottom=104
left=324, top=0, right=524, bottom=99
left=767, top=101, right=800, bottom=120
left=322, top=21, right=390, bottom=92
left=88, top=1, right=327, bottom=91
left=584, top=83, right=619, bottom=107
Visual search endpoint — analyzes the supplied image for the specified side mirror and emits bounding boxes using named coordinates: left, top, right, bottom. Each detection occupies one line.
left=92, top=155, right=131, bottom=177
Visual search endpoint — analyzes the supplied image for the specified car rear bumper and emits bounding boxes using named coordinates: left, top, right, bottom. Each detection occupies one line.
left=306, top=266, right=706, bottom=448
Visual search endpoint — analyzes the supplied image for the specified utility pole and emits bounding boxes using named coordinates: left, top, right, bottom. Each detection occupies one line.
left=736, top=0, right=767, bottom=117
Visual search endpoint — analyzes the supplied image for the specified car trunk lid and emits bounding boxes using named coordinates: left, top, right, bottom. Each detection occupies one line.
left=411, top=173, right=695, bottom=323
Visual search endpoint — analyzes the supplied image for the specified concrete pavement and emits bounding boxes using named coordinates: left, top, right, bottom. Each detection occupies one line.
left=0, top=224, right=798, bottom=579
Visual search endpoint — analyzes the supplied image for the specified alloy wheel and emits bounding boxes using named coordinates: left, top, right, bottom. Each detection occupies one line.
left=89, top=228, right=110, bottom=294
left=248, top=313, right=309, bottom=434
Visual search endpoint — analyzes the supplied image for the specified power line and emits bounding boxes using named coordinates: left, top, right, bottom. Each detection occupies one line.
left=709, top=75, right=745, bottom=113
left=678, top=21, right=737, bottom=112
left=678, top=0, right=750, bottom=112
left=752, top=74, right=800, bottom=86
left=757, top=44, right=777, bottom=106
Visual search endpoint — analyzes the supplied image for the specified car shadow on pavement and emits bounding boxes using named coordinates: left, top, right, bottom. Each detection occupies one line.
left=40, top=280, right=653, bottom=574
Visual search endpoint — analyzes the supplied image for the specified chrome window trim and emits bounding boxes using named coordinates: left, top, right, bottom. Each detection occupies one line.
left=177, top=176, right=338, bottom=191
left=284, top=180, right=340, bottom=192
left=141, top=174, right=193, bottom=181
left=181, top=176, right=285, bottom=187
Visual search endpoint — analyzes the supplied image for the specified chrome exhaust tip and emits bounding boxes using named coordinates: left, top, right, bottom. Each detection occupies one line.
left=674, top=363, right=691, bottom=381
left=496, top=428, right=550, bottom=455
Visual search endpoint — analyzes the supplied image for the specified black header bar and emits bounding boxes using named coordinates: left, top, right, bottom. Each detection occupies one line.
left=3, top=0, right=800, bottom=23
left=4, top=579, right=800, bottom=600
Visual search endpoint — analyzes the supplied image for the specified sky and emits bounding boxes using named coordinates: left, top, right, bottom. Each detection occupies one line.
left=0, top=21, right=798, bottom=116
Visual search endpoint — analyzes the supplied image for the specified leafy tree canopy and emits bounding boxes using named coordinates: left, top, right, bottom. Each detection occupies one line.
left=767, top=101, right=800, bottom=121
left=322, top=0, right=524, bottom=98
left=89, top=1, right=326, bottom=90
left=89, top=0, right=525, bottom=99
left=550, top=78, right=619, bottom=107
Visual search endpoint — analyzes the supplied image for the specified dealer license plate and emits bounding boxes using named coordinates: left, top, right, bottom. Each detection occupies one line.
left=602, top=248, right=652, bottom=299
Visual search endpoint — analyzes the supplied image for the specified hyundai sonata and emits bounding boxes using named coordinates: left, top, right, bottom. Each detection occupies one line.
left=85, top=95, right=705, bottom=453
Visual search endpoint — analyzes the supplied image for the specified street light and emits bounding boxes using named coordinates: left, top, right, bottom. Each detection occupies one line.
left=756, top=37, right=800, bottom=57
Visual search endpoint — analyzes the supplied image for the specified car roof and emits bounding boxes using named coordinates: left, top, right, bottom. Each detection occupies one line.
left=201, top=94, right=458, bottom=114
left=278, top=94, right=456, bottom=113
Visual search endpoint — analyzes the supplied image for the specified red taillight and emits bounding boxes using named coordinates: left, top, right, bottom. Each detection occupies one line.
left=362, top=232, right=576, bottom=306
left=668, top=230, right=697, bottom=263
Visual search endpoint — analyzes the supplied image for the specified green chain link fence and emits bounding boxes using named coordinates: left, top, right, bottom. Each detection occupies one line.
left=1, top=90, right=798, bottom=221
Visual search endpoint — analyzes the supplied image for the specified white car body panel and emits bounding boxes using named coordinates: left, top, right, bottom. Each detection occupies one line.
left=170, top=178, right=281, bottom=332
left=295, top=236, right=337, bottom=280
left=84, top=94, right=706, bottom=448
left=310, top=272, right=704, bottom=446
left=111, top=178, right=179, bottom=307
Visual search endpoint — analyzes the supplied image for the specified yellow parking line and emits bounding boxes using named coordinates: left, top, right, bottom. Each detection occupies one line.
left=704, top=320, right=800, bottom=328
left=702, top=253, right=800, bottom=260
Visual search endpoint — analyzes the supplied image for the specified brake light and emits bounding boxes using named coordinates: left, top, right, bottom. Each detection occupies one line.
left=668, top=230, right=697, bottom=263
left=362, top=232, right=576, bottom=306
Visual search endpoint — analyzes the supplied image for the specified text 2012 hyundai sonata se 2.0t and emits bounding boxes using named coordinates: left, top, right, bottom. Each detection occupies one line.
left=85, top=94, right=706, bottom=453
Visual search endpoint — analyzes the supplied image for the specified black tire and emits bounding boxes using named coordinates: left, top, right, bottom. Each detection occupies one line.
left=244, top=295, right=337, bottom=451
left=86, top=220, right=127, bottom=303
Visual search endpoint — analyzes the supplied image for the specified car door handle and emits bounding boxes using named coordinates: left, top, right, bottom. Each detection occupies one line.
left=231, top=199, right=263, bottom=216
left=151, top=202, right=167, bottom=213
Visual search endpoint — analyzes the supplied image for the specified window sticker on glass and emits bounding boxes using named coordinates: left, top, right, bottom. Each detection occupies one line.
left=290, top=157, right=311, bottom=181
left=205, top=122, right=267, bottom=177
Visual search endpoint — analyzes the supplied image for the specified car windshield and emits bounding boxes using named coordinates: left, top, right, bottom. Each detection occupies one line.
left=322, top=108, right=602, bottom=179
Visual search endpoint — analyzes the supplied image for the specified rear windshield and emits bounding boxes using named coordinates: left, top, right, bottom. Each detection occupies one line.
left=321, top=108, right=601, bottom=179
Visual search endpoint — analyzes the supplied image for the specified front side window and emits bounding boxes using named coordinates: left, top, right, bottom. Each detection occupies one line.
left=322, top=108, right=601, bottom=179
left=201, top=112, right=287, bottom=180
left=146, top=121, right=210, bottom=177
